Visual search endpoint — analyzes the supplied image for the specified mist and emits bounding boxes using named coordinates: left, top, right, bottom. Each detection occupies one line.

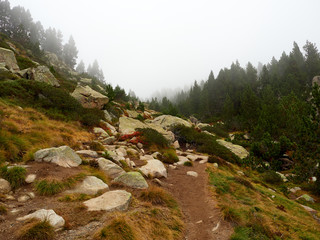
left=8, top=0, right=320, bottom=99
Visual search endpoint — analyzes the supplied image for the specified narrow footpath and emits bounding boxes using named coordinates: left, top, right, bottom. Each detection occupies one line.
left=163, top=162, right=233, bottom=240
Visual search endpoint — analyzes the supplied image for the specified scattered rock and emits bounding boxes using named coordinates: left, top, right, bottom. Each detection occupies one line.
left=93, top=127, right=109, bottom=138
left=18, top=66, right=60, bottom=86
left=289, top=187, right=301, bottom=193
left=25, top=174, right=36, bottom=184
left=76, top=150, right=98, bottom=158
left=237, top=171, right=245, bottom=176
left=297, top=194, right=315, bottom=203
left=97, top=158, right=125, bottom=179
left=169, top=165, right=177, bottom=170
left=216, top=139, right=249, bottom=159
left=140, top=155, right=154, bottom=161
left=187, top=171, right=198, bottom=177
left=102, top=136, right=116, bottom=145
left=140, top=160, right=167, bottom=178
left=113, top=172, right=148, bottom=189
left=213, top=163, right=218, bottom=168
left=173, top=140, right=180, bottom=149
left=71, top=85, right=109, bottom=109
left=17, top=209, right=65, bottom=229
left=27, top=192, right=35, bottom=199
left=65, top=176, right=109, bottom=195
left=196, top=123, right=211, bottom=129
left=83, top=190, right=131, bottom=211
left=0, top=178, right=11, bottom=193
left=18, top=195, right=30, bottom=202
left=34, top=146, right=82, bottom=168
left=176, top=156, right=189, bottom=166
left=137, top=143, right=143, bottom=149
left=276, top=172, right=288, bottom=182
left=151, top=115, right=192, bottom=130
left=0, top=47, right=19, bottom=71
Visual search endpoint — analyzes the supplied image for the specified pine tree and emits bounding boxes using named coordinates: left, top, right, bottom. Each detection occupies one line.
left=303, top=40, right=320, bottom=81
left=63, top=35, right=78, bottom=68
left=76, top=60, right=85, bottom=73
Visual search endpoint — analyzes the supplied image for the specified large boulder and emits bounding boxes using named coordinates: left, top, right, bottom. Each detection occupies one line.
left=140, top=159, right=167, bottom=178
left=0, top=178, right=11, bottom=193
left=126, top=110, right=140, bottom=118
left=97, top=158, right=125, bottom=179
left=119, top=117, right=174, bottom=142
left=44, top=52, right=69, bottom=70
left=113, top=172, right=148, bottom=189
left=71, top=85, right=108, bottom=109
left=17, top=209, right=65, bottom=229
left=83, top=190, right=131, bottom=211
left=18, top=66, right=60, bottom=87
left=150, top=115, right=192, bottom=130
left=0, top=47, right=19, bottom=71
left=34, top=146, right=82, bottom=168
left=65, top=176, right=109, bottom=195
left=216, top=139, right=249, bottom=159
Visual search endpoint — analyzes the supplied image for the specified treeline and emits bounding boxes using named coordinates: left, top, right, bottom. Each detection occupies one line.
left=149, top=41, right=320, bottom=152
left=0, top=0, right=105, bottom=82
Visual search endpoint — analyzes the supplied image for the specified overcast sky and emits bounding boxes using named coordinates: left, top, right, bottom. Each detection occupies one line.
left=8, top=0, right=320, bottom=99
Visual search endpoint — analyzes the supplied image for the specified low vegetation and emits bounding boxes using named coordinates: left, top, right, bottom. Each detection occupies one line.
left=208, top=164, right=320, bottom=239
left=139, top=186, right=179, bottom=209
left=18, top=220, right=55, bottom=240
left=97, top=217, right=135, bottom=240
left=0, top=166, right=26, bottom=189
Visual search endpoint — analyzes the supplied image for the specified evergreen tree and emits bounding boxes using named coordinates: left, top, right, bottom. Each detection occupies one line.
left=63, top=35, right=78, bottom=68
left=76, top=60, right=85, bottom=73
left=304, top=40, right=320, bottom=81
left=0, top=0, right=11, bottom=35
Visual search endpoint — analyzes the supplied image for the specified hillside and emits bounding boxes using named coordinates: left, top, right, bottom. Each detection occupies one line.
left=0, top=34, right=320, bottom=240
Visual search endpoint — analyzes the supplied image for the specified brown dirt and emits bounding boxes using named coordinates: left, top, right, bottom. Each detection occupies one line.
left=163, top=161, right=233, bottom=240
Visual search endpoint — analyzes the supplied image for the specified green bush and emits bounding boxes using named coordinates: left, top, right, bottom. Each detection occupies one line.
left=201, top=124, right=229, bottom=138
left=0, top=166, right=26, bottom=189
left=183, top=161, right=193, bottom=167
left=173, top=125, right=240, bottom=164
left=16, top=55, right=37, bottom=69
left=158, top=148, right=179, bottom=164
left=262, top=170, right=283, bottom=185
left=136, top=128, right=169, bottom=149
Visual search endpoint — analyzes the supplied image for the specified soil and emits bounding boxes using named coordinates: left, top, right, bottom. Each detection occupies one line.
left=163, top=161, right=233, bottom=240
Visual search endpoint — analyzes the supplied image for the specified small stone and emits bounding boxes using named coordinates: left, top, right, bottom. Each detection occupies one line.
left=5, top=195, right=15, bottom=200
left=297, top=194, right=315, bottom=203
left=196, top=220, right=203, bottom=224
left=237, top=171, right=245, bottom=176
left=18, top=195, right=30, bottom=202
left=169, top=165, right=177, bottom=170
left=93, top=127, right=109, bottom=138
left=187, top=171, right=198, bottom=177
left=137, top=143, right=143, bottom=149
left=289, top=187, right=301, bottom=193
left=113, top=172, right=148, bottom=189
left=27, top=192, right=35, bottom=199
left=173, top=140, right=180, bottom=149
left=25, top=174, right=36, bottom=184
left=102, top=136, right=116, bottom=145
left=199, top=159, right=207, bottom=164
left=213, top=163, right=218, bottom=168
left=76, top=150, right=98, bottom=158
left=0, top=178, right=11, bottom=193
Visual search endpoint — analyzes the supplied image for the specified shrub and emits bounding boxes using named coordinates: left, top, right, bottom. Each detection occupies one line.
left=140, top=186, right=178, bottom=209
left=35, top=180, right=64, bottom=196
left=16, top=55, right=37, bottom=70
left=0, top=130, right=29, bottom=162
left=183, top=161, right=193, bottom=167
left=173, top=125, right=240, bottom=164
left=98, top=218, right=135, bottom=240
left=136, top=114, right=144, bottom=122
left=18, top=221, right=54, bottom=240
left=262, top=170, right=282, bottom=185
left=233, top=176, right=254, bottom=190
left=158, top=148, right=179, bottom=164
left=136, top=128, right=169, bottom=149
left=201, top=124, right=229, bottom=138
left=0, top=166, right=26, bottom=189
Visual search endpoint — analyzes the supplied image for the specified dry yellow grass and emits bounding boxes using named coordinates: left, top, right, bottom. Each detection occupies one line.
left=0, top=101, right=93, bottom=163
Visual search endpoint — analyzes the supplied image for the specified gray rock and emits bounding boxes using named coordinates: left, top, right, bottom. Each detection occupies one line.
left=312, top=76, right=320, bottom=87
left=113, top=172, right=148, bottom=189
left=0, top=178, right=11, bottom=193
left=290, top=187, right=301, bottom=193
left=173, top=140, right=180, bottom=149
left=18, top=195, right=30, bottom=202
left=176, top=156, right=189, bottom=166
left=140, top=160, right=167, bottom=178
left=17, top=209, right=65, bottom=229
left=97, top=158, right=125, bottom=179
left=216, top=139, right=249, bottom=159
left=83, top=190, right=131, bottom=211
left=297, top=194, right=315, bottom=203
left=76, top=150, right=98, bottom=158
left=71, top=85, right=108, bottom=109
left=0, top=47, right=19, bottom=71
left=65, top=176, right=109, bottom=195
left=187, top=171, right=198, bottom=177
left=102, top=136, right=116, bottom=145
left=100, top=120, right=117, bottom=135
left=151, top=115, right=192, bottom=130
left=93, top=127, right=109, bottom=138
left=34, top=146, right=82, bottom=168
left=25, top=174, right=36, bottom=184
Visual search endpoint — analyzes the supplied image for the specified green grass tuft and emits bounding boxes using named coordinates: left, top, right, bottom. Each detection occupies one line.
left=98, top=218, right=135, bottom=240
left=18, top=221, right=55, bottom=240
left=0, top=166, right=26, bottom=189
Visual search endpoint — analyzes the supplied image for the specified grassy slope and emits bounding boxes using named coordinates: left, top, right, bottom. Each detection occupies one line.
left=207, top=163, right=320, bottom=240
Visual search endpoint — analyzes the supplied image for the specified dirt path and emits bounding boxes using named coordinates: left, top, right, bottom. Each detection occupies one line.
left=163, top=162, right=233, bottom=240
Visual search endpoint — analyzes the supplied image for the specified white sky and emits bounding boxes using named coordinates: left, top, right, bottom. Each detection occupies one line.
left=8, top=0, right=320, bottom=99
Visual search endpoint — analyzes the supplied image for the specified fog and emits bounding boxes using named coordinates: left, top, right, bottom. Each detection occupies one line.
left=8, top=0, right=320, bottom=99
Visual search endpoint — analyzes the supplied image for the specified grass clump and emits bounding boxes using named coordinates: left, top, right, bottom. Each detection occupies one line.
left=231, top=226, right=270, bottom=240
left=172, top=125, right=240, bottom=164
left=89, top=141, right=105, bottom=151
left=158, top=148, right=179, bottom=164
left=16, top=55, right=37, bottom=70
left=35, top=180, right=64, bottom=196
left=183, top=161, right=193, bottom=167
left=0, top=205, right=7, bottom=215
left=262, top=170, right=283, bottom=185
left=140, top=186, right=178, bottom=209
left=97, top=217, right=135, bottom=240
left=18, top=220, right=55, bottom=240
left=0, top=166, right=26, bottom=189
